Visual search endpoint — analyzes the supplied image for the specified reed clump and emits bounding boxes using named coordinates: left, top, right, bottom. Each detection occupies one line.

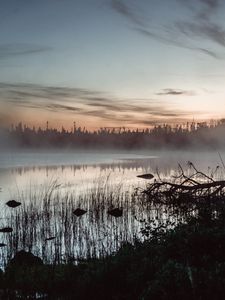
left=0, top=178, right=156, bottom=267
left=0, top=165, right=225, bottom=298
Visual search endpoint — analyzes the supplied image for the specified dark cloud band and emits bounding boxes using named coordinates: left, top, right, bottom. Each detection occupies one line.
left=0, top=82, right=199, bottom=126
left=111, top=0, right=223, bottom=59
left=0, top=44, right=52, bottom=60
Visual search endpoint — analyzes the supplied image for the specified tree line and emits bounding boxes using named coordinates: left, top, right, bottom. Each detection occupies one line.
left=5, top=119, right=225, bottom=149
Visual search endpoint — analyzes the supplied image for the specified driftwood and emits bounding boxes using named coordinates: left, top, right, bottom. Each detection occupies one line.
left=146, top=181, right=225, bottom=192
left=143, top=162, right=225, bottom=205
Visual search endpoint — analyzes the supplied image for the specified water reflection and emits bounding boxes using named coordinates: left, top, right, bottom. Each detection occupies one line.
left=1, top=151, right=224, bottom=202
left=0, top=151, right=224, bottom=265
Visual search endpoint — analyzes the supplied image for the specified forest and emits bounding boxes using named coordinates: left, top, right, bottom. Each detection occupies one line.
left=4, top=119, right=225, bottom=149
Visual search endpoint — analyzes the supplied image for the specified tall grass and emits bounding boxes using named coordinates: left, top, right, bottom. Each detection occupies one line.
left=1, top=162, right=213, bottom=267
left=0, top=177, right=171, bottom=267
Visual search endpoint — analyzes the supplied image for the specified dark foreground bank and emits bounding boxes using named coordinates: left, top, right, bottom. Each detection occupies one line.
left=1, top=211, right=225, bottom=300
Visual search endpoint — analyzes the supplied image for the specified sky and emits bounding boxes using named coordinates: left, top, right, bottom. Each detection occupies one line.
left=0, top=0, right=225, bottom=130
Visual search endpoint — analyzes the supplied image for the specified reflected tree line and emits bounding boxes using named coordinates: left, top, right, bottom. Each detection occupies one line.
left=6, top=119, right=225, bottom=149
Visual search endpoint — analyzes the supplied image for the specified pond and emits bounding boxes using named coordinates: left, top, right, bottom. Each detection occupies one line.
left=1, top=150, right=224, bottom=201
left=0, top=149, right=224, bottom=265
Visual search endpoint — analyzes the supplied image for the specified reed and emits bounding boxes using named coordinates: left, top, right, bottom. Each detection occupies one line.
left=1, top=163, right=215, bottom=267
left=0, top=177, right=162, bottom=267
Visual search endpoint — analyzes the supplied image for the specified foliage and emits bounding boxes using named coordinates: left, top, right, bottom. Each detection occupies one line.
left=6, top=119, right=225, bottom=149
left=1, top=165, right=225, bottom=298
left=0, top=212, right=225, bottom=299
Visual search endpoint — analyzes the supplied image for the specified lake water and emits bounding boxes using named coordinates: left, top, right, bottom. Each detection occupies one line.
left=0, top=149, right=224, bottom=264
left=1, top=150, right=225, bottom=202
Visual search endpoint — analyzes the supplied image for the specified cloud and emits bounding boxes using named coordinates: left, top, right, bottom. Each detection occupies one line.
left=0, top=82, right=199, bottom=126
left=111, top=0, right=145, bottom=27
left=178, top=0, right=220, bottom=18
left=111, top=0, right=222, bottom=59
left=156, top=89, right=196, bottom=96
left=200, top=0, right=219, bottom=8
left=0, top=83, right=98, bottom=102
left=0, top=43, right=52, bottom=60
left=45, top=104, right=83, bottom=113
left=136, top=28, right=219, bottom=58
left=176, top=0, right=225, bottom=51
left=179, top=0, right=219, bottom=10
left=177, top=21, right=225, bottom=48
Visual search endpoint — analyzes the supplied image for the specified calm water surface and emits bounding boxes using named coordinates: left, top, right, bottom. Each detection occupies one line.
left=0, top=150, right=224, bottom=264
left=0, top=150, right=225, bottom=202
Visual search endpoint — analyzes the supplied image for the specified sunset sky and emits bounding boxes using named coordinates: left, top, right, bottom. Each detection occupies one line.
left=1, top=0, right=225, bottom=129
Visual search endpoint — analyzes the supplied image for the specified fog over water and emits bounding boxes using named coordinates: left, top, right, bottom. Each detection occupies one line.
left=1, top=149, right=225, bottom=203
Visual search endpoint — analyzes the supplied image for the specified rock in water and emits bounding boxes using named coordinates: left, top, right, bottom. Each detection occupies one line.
left=137, top=174, right=154, bottom=180
left=73, top=208, right=87, bottom=216
left=0, top=227, right=13, bottom=233
left=45, top=237, right=56, bottom=241
left=0, top=243, right=6, bottom=247
left=6, top=200, right=21, bottom=208
left=8, top=250, right=43, bottom=267
left=108, top=208, right=123, bottom=218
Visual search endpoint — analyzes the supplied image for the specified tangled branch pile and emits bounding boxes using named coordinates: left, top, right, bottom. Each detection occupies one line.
left=143, top=162, right=225, bottom=206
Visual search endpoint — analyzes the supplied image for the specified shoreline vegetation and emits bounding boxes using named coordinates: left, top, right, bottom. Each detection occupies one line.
left=0, top=180, right=147, bottom=265
left=2, top=119, right=225, bottom=149
left=1, top=164, right=225, bottom=298
left=1, top=215, right=225, bottom=299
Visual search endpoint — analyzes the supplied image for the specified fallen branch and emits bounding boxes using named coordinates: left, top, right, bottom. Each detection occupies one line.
left=143, top=163, right=225, bottom=206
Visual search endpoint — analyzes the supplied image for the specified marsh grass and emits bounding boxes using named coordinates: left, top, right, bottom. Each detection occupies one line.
left=1, top=164, right=225, bottom=298
left=0, top=163, right=216, bottom=267
left=0, top=176, right=169, bottom=267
